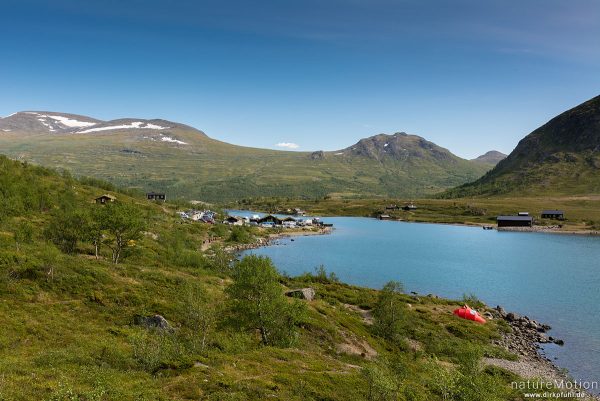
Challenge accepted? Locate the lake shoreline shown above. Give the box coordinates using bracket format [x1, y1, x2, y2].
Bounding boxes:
[233, 224, 599, 399]
[381, 217, 600, 236]
[228, 208, 600, 236]
[489, 306, 600, 400]
[224, 226, 333, 253]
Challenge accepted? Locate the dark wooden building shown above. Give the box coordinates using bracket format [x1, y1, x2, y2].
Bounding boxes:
[95, 194, 116, 204]
[224, 216, 243, 225]
[147, 192, 166, 201]
[497, 215, 533, 227]
[258, 215, 283, 225]
[541, 210, 564, 220]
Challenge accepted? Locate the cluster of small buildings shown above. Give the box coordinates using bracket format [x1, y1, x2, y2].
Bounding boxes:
[385, 203, 417, 211]
[379, 203, 418, 219]
[225, 214, 331, 229]
[496, 210, 565, 227]
[178, 210, 218, 223]
[95, 192, 166, 205]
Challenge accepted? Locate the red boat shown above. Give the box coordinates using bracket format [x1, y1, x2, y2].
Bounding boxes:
[453, 305, 486, 324]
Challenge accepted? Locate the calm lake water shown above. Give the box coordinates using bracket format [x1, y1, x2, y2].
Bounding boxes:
[234, 212, 600, 387]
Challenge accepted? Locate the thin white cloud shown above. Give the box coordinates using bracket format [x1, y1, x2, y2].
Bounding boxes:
[276, 142, 299, 149]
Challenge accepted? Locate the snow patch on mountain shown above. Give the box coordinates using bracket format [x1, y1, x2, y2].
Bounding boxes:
[43, 115, 96, 128]
[145, 123, 168, 130]
[142, 134, 187, 145]
[36, 117, 56, 132]
[18, 112, 96, 131]
[160, 136, 187, 145]
[78, 121, 169, 133]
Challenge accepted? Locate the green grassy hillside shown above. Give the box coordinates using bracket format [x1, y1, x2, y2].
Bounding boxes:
[0, 156, 572, 400]
[443, 95, 600, 198]
[0, 113, 490, 202]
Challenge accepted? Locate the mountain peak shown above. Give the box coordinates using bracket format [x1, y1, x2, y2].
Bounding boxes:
[471, 150, 507, 165]
[339, 131, 458, 162]
[443, 94, 600, 197]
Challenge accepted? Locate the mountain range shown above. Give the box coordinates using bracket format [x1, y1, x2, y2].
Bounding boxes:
[0, 111, 495, 201]
[443, 94, 600, 198]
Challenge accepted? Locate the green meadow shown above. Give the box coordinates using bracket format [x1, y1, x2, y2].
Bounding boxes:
[0, 156, 579, 400]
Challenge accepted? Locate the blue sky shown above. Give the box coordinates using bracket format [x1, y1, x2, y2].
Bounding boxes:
[1, 0, 599, 158]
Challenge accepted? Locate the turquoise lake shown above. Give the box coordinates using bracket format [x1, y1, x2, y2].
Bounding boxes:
[235, 212, 600, 387]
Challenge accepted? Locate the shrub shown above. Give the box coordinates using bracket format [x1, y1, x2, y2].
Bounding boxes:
[181, 284, 217, 354]
[226, 255, 306, 347]
[461, 293, 485, 310]
[362, 360, 402, 401]
[373, 281, 406, 341]
[44, 210, 89, 254]
[296, 265, 339, 284]
[130, 330, 189, 373]
[13, 220, 34, 251]
[227, 226, 252, 243]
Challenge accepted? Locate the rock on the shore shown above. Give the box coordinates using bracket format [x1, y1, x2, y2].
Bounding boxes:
[492, 307, 563, 362]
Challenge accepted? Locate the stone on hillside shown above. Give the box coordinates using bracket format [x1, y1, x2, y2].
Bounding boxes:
[310, 151, 324, 160]
[134, 314, 173, 331]
[285, 288, 315, 301]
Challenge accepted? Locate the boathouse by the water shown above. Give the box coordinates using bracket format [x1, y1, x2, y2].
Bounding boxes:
[496, 215, 533, 227]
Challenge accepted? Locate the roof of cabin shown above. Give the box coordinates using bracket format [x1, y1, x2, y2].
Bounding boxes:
[497, 215, 533, 221]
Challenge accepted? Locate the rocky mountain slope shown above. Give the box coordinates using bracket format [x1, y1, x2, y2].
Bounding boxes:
[0, 111, 491, 202]
[443, 95, 600, 197]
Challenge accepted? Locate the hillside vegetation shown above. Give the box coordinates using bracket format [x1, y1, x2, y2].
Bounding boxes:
[0, 112, 490, 202]
[0, 156, 571, 400]
[443, 95, 600, 198]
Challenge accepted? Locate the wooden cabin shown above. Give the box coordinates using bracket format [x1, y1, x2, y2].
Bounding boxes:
[541, 210, 564, 220]
[258, 215, 283, 225]
[224, 216, 244, 226]
[497, 215, 533, 227]
[95, 194, 116, 204]
[147, 192, 166, 201]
